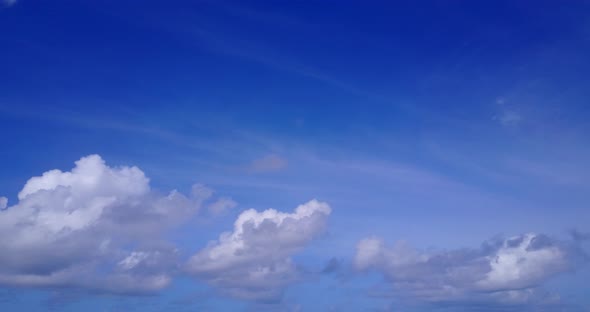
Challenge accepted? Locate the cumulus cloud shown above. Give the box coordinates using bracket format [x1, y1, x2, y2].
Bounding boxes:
[354, 233, 581, 308]
[248, 154, 288, 173]
[186, 199, 331, 302]
[0, 155, 220, 294]
[0, 197, 7, 209]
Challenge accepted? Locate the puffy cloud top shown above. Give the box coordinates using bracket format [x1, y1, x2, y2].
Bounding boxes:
[187, 199, 331, 301]
[478, 234, 566, 290]
[0, 155, 213, 294]
[0, 154, 330, 301]
[17, 155, 149, 201]
[354, 233, 573, 306]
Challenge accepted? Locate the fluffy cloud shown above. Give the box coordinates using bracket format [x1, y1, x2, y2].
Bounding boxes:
[355, 233, 579, 308]
[0, 155, 218, 294]
[0, 154, 331, 300]
[186, 199, 331, 302]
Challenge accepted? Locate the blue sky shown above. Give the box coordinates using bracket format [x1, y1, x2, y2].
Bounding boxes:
[1, 0, 590, 311]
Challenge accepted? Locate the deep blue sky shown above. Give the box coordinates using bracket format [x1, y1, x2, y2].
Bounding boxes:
[1, 1, 589, 311]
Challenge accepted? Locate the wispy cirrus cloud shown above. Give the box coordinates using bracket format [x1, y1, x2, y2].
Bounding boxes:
[247, 153, 288, 173]
[495, 109, 522, 126]
[493, 97, 523, 127]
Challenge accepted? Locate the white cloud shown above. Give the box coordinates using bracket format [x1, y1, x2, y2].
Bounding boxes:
[354, 237, 384, 270]
[118, 251, 151, 270]
[354, 233, 572, 305]
[0, 155, 218, 294]
[0, 197, 7, 209]
[248, 154, 288, 173]
[478, 234, 566, 290]
[190, 183, 213, 201]
[186, 199, 331, 301]
[207, 197, 237, 216]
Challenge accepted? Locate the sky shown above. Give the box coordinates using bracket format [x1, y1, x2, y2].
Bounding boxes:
[1, 0, 590, 311]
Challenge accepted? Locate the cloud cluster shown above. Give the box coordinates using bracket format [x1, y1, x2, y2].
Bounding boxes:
[355, 233, 578, 308]
[0, 155, 211, 294]
[0, 154, 331, 302]
[2, 154, 585, 310]
[186, 199, 331, 301]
